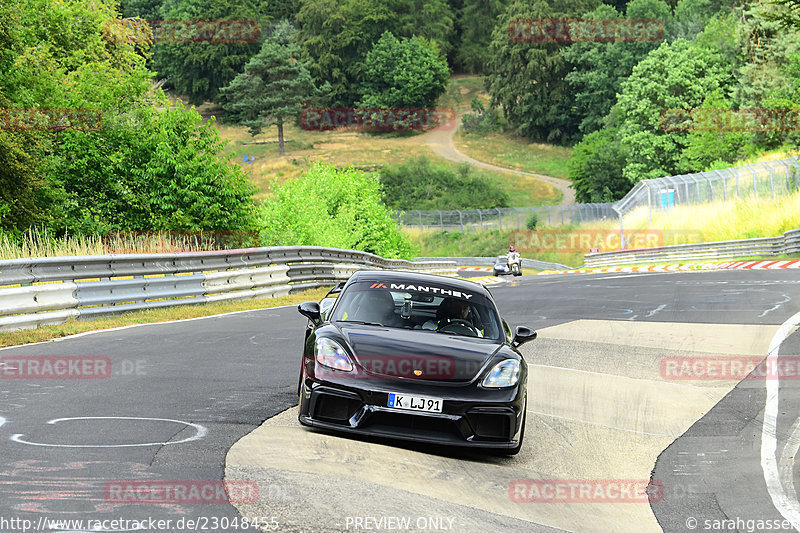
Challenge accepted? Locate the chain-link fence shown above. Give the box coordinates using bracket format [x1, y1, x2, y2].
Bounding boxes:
[397, 157, 800, 233]
[395, 204, 618, 232]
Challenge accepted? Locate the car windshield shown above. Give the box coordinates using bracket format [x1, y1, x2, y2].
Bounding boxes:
[330, 281, 502, 340]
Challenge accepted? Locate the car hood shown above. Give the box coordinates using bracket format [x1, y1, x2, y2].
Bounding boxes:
[337, 325, 502, 382]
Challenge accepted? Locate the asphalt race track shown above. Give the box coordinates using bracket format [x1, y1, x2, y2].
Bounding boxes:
[0, 270, 799, 532]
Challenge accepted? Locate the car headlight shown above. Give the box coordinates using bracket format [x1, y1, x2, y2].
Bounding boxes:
[315, 338, 353, 372]
[481, 359, 520, 388]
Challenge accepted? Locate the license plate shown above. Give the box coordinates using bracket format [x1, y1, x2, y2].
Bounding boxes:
[387, 393, 442, 413]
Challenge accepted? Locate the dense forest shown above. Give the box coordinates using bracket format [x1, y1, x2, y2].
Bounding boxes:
[1, 0, 798, 256]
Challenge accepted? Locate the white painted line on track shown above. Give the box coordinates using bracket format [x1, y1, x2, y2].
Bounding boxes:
[0, 416, 5, 430]
[10, 416, 207, 448]
[761, 310, 800, 530]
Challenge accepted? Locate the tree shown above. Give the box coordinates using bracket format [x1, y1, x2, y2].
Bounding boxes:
[564, 0, 671, 136]
[295, 0, 454, 107]
[49, 102, 257, 234]
[615, 39, 732, 182]
[454, 0, 510, 73]
[151, 0, 267, 105]
[569, 128, 630, 202]
[485, 0, 600, 144]
[358, 32, 450, 109]
[220, 22, 319, 155]
[678, 91, 751, 172]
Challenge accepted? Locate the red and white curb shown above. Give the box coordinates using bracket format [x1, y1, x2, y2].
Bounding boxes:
[469, 276, 508, 286]
[458, 267, 494, 272]
[539, 259, 800, 276]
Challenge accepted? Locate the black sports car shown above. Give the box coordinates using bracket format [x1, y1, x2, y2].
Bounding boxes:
[296, 270, 536, 454]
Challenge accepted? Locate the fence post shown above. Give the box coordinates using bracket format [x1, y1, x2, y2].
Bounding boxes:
[547, 206, 551, 225]
[745, 164, 757, 196]
[439, 210, 444, 232]
[417, 210, 423, 233]
[646, 182, 653, 228]
[457, 210, 463, 233]
[496, 208, 502, 229]
[779, 159, 791, 192]
[478, 210, 483, 231]
[714, 170, 727, 201]
[764, 163, 774, 199]
[512, 207, 520, 229]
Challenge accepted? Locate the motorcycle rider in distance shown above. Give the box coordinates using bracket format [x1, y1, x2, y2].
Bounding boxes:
[507, 245, 522, 276]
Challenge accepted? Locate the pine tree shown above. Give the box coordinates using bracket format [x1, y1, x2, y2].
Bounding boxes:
[220, 22, 319, 156]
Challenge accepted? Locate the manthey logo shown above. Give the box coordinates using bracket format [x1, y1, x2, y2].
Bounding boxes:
[368, 282, 474, 300]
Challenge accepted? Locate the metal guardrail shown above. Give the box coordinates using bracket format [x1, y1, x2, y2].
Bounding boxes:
[0, 246, 457, 332]
[583, 229, 800, 267]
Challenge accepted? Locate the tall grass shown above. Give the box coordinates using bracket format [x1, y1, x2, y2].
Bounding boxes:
[0, 228, 257, 260]
[589, 189, 800, 243]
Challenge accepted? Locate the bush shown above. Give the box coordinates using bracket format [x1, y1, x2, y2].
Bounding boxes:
[259, 162, 413, 259]
[49, 102, 258, 234]
[526, 213, 538, 230]
[379, 156, 510, 210]
[460, 98, 499, 134]
[357, 32, 450, 110]
[568, 128, 631, 203]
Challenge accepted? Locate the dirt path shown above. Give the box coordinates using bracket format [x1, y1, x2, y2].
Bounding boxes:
[426, 118, 575, 206]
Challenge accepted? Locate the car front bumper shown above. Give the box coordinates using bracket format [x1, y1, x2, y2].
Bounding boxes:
[298, 373, 526, 449]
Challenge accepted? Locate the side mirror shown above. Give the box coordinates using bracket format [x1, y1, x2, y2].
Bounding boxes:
[298, 301, 322, 325]
[512, 325, 537, 348]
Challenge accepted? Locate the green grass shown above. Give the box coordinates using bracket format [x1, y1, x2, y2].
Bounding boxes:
[454, 130, 573, 180]
[437, 75, 489, 114]
[209, 75, 562, 205]
[408, 189, 800, 268]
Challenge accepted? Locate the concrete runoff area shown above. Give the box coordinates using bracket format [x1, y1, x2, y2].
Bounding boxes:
[226, 320, 780, 533]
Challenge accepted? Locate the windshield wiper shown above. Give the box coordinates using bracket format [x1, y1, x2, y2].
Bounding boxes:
[338, 320, 385, 327]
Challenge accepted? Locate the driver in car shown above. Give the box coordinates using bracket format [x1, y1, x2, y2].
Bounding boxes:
[422, 298, 482, 336]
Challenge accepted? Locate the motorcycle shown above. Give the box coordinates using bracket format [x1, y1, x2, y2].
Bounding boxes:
[507, 251, 522, 276]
